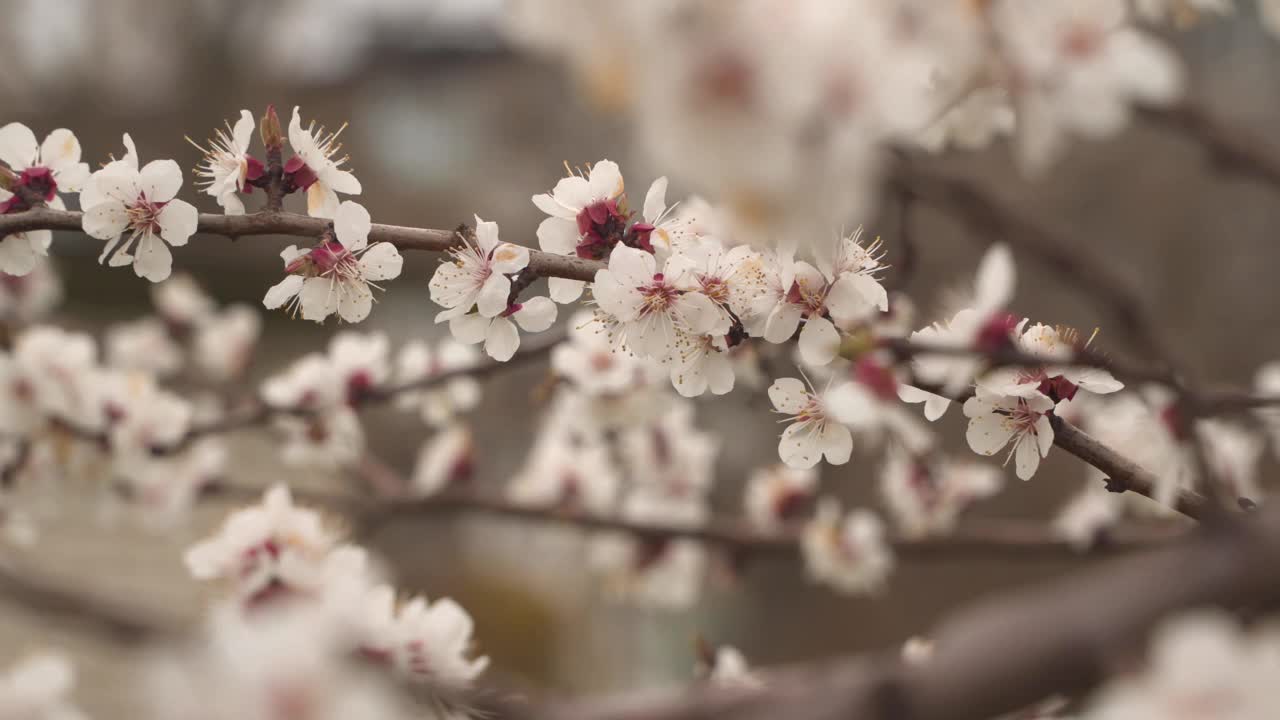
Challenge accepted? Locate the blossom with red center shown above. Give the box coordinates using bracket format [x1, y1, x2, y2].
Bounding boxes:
[592, 245, 720, 361]
[533, 159, 628, 303]
[768, 376, 852, 469]
[187, 109, 261, 215]
[430, 216, 529, 323]
[286, 106, 362, 218]
[264, 201, 403, 323]
[184, 484, 339, 603]
[79, 134, 198, 283]
[962, 384, 1056, 480]
[801, 498, 893, 595]
[0, 123, 90, 275]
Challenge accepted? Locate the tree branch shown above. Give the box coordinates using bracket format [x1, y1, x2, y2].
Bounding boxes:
[0, 207, 604, 282]
[339, 461, 1183, 561]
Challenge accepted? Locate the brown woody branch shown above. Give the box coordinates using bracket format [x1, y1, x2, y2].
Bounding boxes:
[0, 206, 603, 282]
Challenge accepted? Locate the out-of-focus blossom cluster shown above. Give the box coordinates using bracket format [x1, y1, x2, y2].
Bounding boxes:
[178, 483, 487, 714]
[506, 0, 1193, 245]
[258, 331, 482, 472]
[0, 275, 266, 534]
[0, 653, 87, 720]
[1084, 611, 1280, 720]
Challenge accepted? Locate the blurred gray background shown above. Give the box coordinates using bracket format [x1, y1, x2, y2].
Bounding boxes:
[2, 2, 1280, 718]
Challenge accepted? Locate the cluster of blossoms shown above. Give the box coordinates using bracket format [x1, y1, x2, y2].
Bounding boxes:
[1084, 611, 1280, 719]
[182, 484, 488, 697]
[0, 273, 266, 534]
[0, 316, 232, 534]
[506, 0, 1197, 244]
[0, 653, 87, 720]
[258, 330, 482, 473]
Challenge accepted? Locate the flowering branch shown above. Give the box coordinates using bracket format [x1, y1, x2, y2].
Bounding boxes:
[538, 501, 1280, 720]
[0, 206, 603, 282]
[345, 459, 1184, 560]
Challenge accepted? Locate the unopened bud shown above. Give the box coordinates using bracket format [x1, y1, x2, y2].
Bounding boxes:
[260, 105, 284, 152]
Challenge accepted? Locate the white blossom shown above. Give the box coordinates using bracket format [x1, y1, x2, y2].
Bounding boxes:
[393, 339, 481, 427]
[264, 201, 402, 323]
[193, 306, 262, 382]
[993, 0, 1184, 173]
[1087, 612, 1279, 720]
[962, 385, 1056, 481]
[0, 653, 87, 720]
[0, 258, 62, 324]
[104, 317, 183, 376]
[80, 134, 198, 283]
[706, 646, 762, 690]
[744, 464, 818, 530]
[448, 295, 557, 362]
[0, 123, 89, 275]
[431, 216, 528, 323]
[189, 109, 259, 215]
[184, 483, 340, 603]
[592, 244, 719, 361]
[288, 106, 362, 218]
[533, 159, 626, 302]
[801, 499, 893, 595]
[508, 431, 619, 515]
[769, 377, 852, 469]
[879, 449, 1003, 538]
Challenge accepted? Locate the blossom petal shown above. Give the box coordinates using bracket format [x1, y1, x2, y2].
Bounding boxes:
[798, 316, 840, 367]
[133, 234, 174, 283]
[137, 159, 184, 203]
[513, 296, 556, 333]
[476, 273, 512, 318]
[40, 128, 82, 173]
[608, 245, 656, 288]
[299, 277, 339, 322]
[0, 122, 38, 170]
[780, 422, 821, 469]
[587, 159, 623, 200]
[157, 200, 198, 247]
[536, 217, 579, 254]
[0, 235, 36, 275]
[485, 316, 520, 361]
[338, 282, 373, 323]
[966, 412, 1013, 456]
[359, 243, 402, 281]
[643, 176, 668, 222]
[490, 243, 530, 275]
[306, 183, 339, 219]
[769, 378, 809, 414]
[821, 423, 853, 465]
[81, 202, 129, 240]
[974, 244, 1014, 313]
[263, 275, 304, 309]
[548, 277, 585, 304]
[1014, 436, 1041, 481]
[449, 313, 491, 345]
[334, 201, 371, 252]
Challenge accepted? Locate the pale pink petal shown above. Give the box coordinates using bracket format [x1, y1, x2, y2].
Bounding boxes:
[334, 201, 371, 252]
[513, 296, 556, 332]
[263, 275, 304, 309]
[485, 316, 520, 361]
[798, 316, 840, 367]
[137, 159, 184, 203]
[359, 243, 403, 281]
[769, 378, 809, 414]
[449, 313, 491, 344]
[156, 199, 198, 247]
